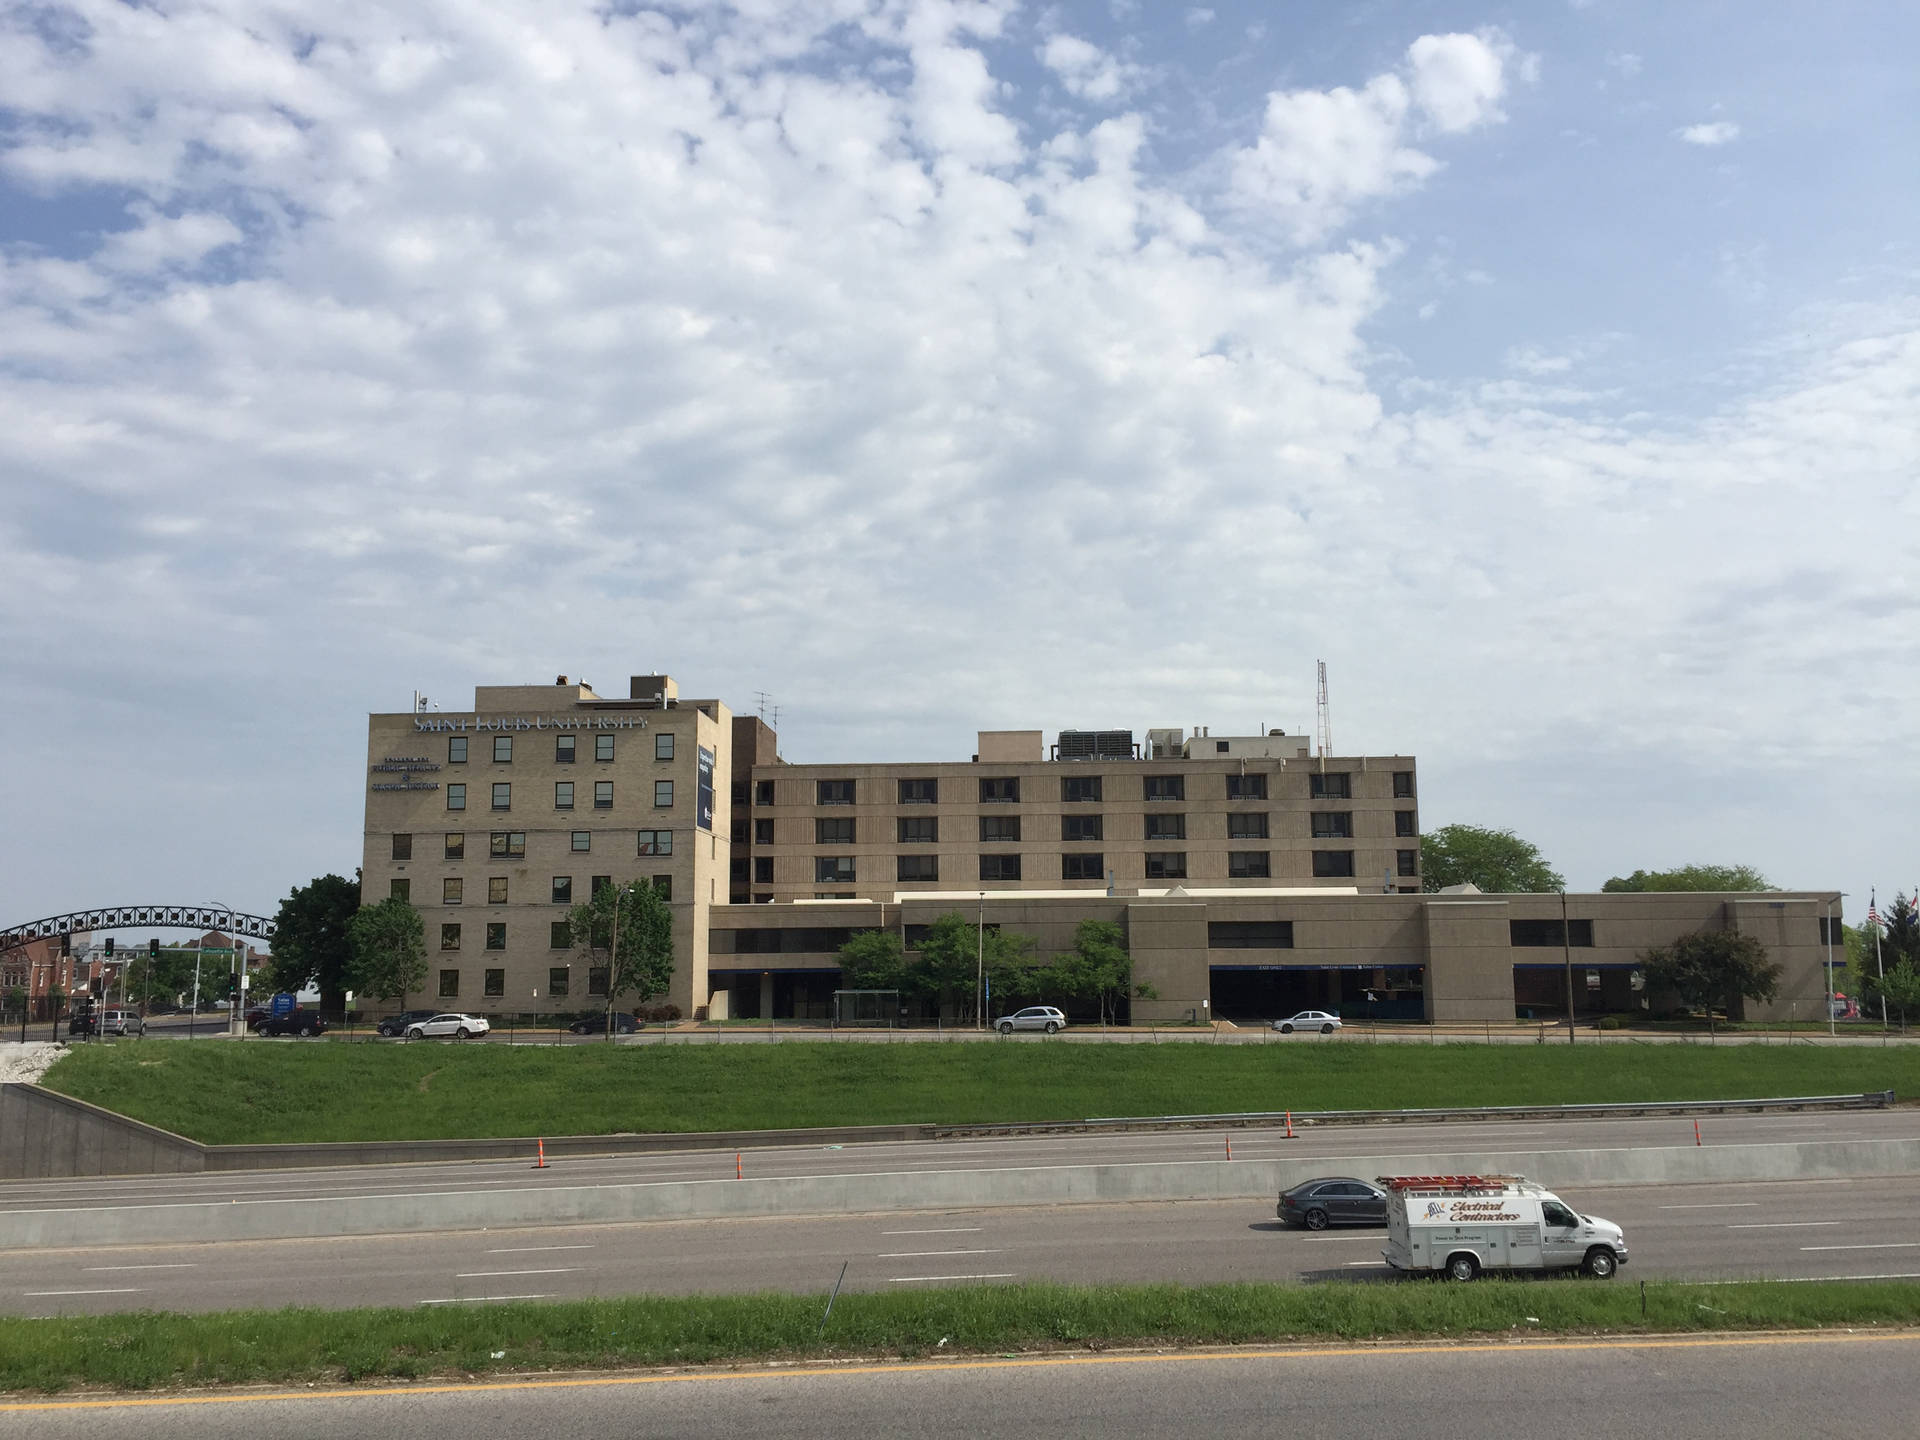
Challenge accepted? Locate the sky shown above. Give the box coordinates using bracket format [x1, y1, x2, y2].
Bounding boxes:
[2, 0, 1917, 927]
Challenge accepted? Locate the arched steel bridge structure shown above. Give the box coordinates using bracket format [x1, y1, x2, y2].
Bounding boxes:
[2, 906, 277, 954]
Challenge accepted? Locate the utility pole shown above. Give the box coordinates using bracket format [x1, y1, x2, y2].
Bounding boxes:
[976, 892, 986, 1030]
[605, 884, 623, 1044]
[1561, 891, 1576, 1046]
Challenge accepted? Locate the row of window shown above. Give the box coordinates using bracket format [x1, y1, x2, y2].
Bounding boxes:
[446, 733, 674, 765]
[434, 966, 609, 999]
[765, 771, 1414, 807]
[733, 849, 1419, 885]
[771, 811, 1417, 845]
[397, 870, 675, 907]
[392, 830, 674, 861]
[444, 780, 675, 812]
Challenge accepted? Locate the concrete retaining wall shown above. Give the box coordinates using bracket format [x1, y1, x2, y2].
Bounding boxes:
[8, 1138, 1918, 1250]
[0, 1085, 205, 1179]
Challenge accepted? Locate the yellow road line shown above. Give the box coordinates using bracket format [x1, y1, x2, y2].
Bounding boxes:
[6, 1329, 1919, 1413]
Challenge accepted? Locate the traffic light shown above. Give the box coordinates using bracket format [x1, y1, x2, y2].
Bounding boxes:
[149, 938, 160, 959]
[90, 976, 104, 998]
[60, 932, 70, 957]
[104, 938, 114, 957]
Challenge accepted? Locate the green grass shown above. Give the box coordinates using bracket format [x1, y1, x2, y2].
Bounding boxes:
[37, 1041, 1919, 1146]
[4, 1279, 1918, 1394]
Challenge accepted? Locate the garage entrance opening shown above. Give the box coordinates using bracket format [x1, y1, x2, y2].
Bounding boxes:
[1210, 965, 1425, 1024]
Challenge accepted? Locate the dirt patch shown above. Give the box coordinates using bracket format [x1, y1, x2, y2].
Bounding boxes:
[416, 1068, 441, 1093]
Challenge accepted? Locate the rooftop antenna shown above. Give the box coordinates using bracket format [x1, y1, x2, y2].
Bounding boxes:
[1315, 660, 1332, 760]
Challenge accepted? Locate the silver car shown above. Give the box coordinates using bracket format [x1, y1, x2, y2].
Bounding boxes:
[1272, 1010, 1342, 1035]
[997, 1006, 1067, 1035]
[405, 1013, 492, 1040]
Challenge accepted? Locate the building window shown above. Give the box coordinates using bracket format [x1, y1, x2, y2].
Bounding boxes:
[592, 875, 612, 895]
[816, 817, 856, 845]
[1208, 921, 1293, 949]
[979, 777, 1020, 804]
[754, 856, 774, 884]
[587, 966, 609, 997]
[484, 968, 505, 997]
[980, 815, 1021, 843]
[447, 784, 467, 811]
[754, 818, 775, 845]
[1225, 773, 1268, 800]
[548, 921, 572, 951]
[390, 878, 410, 902]
[654, 780, 674, 808]
[1062, 775, 1103, 803]
[1062, 853, 1104, 881]
[651, 874, 672, 902]
[1393, 771, 1415, 798]
[548, 965, 569, 993]
[392, 833, 413, 861]
[551, 876, 572, 905]
[1144, 852, 1187, 880]
[1511, 919, 1595, 947]
[595, 734, 615, 762]
[898, 778, 938, 804]
[492, 735, 513, 764]
[1228, 851, 1271, 879]
[491, 782, 511, 811]
[1311, 812, 1353, 838]
[897, 854, 939, 882]
[440, 924, 461, 951]
[980, 854, 1022, 881]
[638, 829, 672, 856]
[439, 968, 460, 997]
[488, 876, 508, 904]
[1310, 772, 1352, 800]
[1144, 775, 1184, 802]
[1145, 813, 1185, 841]
[595, 780, 614, 810]
[1396, 810, 1417, 838]
[555, 781, 575, 810]
[485, 923, 506, 950]
[556, 734, 575, 764]
[445, 833, 465, 860]
[1312, 850, 1356, 878]
[448, 737, 468, 765]
[646, 732, 671, 763]
[490, 831, 527, 858]
[755, 780, 775, 806]
[898, 815, 938, 844]
[1062, 814, 1103, 843]
[571, 831, 591, 852]
[730, 857, 749, 883]
[443, 878, 463, 905]
[815, 779, 854, 806]
[1227, 813, 1268, 840]
[815, 856, 856, 884]
[1398, 849, 1420, 877]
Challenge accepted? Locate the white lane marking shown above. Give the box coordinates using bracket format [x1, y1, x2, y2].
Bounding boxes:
[887, 1273, 1017, 1283]
[1302, 1235, 1379, 1242]
[878, 1249, 1003, 1259]
[1660, 1203, 1761, 1210]
[421, 1293, 553, 1305]
[880, 1228, 984, 1236]
[485, 1245, 596, 1254]
[24, 1289, 144, 1297]
[453, 1267, 584, 1278]
[82, 1263, 197, 1271]
[1728, 1222, 1846, 1230]
[1697, 1272, 1920, 1285]
[1801, 1243, 1920, 1252]
[1343, 1261, 1387, 1267]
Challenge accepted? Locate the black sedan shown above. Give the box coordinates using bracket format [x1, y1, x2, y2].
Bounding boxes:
[568, 1012, 641, 1035]
[376, 1009, 442, 1038]
[1277, 1177, 1389, 1230]
[257, 1009, 329, 1038]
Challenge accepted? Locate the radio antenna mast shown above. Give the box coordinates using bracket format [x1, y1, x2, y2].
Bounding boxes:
[1315, 661, 1332, 759]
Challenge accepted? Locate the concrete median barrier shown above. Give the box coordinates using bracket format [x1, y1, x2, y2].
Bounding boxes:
[5, 1138, 1918, 1250]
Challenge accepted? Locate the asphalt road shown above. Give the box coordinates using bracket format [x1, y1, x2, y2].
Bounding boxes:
[8, 1175, 1920, 1316]
[4, 1331, 1915, 1437]
[11, 1109, 1918, 1212]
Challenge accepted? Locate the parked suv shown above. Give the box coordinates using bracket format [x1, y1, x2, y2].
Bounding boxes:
[996, 1006, 1067, 1035]
[97, 1008, 146, 1037]
[257, 1009, 328, 1038]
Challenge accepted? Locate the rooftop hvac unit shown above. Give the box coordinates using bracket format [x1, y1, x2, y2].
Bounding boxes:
[1057, 729, 1134, 760]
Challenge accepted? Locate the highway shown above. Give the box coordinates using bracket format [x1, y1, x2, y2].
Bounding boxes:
[10, 1108, 1918, 1211]
[7, 1174, 1920, 1316]
[3, 1331, 1915, 1437]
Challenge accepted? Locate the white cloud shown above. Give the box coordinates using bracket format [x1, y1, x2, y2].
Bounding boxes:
[1185, 8, 1215, 27]
[1407, 31, 1513, 133]
[1039, 33, 1139, 103]
[1677, 121, 1740, 146]
[1606, 51, 1642, 78]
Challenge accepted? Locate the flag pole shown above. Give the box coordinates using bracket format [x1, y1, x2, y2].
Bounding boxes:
[1873, 889, 1887, 1031]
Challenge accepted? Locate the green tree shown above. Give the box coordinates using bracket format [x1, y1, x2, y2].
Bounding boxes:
[348, 896, 429, 1005]
[1421, 824, 1565, 894]
[569, 879, 675, 1033]
[910, 912, 1038, 1022]
[1855, 894, 1920, 1023]
[1874, 962, 1920, 1029]
[1049, 919, 1155, 1027]
[1601, 864, 1773, 893]
[836, 929, 910, 994]
[267, 874, 361, 1013]
[1639, 930, 1782, 1028]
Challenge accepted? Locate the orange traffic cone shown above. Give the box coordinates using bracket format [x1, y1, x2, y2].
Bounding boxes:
[533, 1138, 548, 1169]
[735, 1152, 743, 1180]
[1284, 1111, 1296, 1140]
[1226, 1135, 1234, 1160]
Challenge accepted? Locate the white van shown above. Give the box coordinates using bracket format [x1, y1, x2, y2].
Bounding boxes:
[1379, 1174, 1628, 1281]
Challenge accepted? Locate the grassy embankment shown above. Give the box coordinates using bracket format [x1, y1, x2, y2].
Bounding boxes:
[5, 1279, 1920, 1394]
[39, 1041, 1920, 1146]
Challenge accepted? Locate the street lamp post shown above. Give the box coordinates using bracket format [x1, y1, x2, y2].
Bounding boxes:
[211, 903, 237, 1037]
[976, 892, 986, 1031]
[1560, 890, 1576, 1047]
[605, 885, 623, 1045]
[1826, 893, 1847, 1037]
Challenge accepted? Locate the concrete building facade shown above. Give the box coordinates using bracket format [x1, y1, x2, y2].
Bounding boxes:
[362, 673, 1841, 1026]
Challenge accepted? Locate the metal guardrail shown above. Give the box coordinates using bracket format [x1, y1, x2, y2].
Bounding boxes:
[928, 1090, 1897, 1138]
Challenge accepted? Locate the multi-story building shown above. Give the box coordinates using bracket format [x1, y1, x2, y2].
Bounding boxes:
[362, 673, 1839, 1026]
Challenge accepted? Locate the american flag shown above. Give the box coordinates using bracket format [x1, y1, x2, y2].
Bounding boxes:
[1867, 895, 1882, 927]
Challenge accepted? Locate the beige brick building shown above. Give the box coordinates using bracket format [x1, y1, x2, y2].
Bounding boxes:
[362, 673, 1841, 1026]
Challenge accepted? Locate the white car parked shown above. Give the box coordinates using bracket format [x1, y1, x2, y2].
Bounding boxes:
[405, 1013, 492, 1040]
[1271, 1010, 1342, 1035]
[996, 1006, 1067, 1035]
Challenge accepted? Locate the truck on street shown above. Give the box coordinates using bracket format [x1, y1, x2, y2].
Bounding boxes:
[1378, 1174, 1628, 1281]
